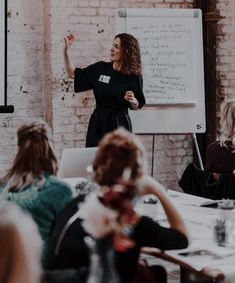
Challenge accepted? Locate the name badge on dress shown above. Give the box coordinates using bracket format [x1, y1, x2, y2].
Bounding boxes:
[98, 75, 110, 84]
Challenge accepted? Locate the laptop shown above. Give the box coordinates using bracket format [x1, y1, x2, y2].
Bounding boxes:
[58, 147, 98, 178]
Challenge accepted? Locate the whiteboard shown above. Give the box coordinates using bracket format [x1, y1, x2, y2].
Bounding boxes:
[116, 8, 205, 133]
[0, 0, 5, 106]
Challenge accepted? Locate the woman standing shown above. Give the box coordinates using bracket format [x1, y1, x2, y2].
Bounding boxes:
[64, 33, 146, 147]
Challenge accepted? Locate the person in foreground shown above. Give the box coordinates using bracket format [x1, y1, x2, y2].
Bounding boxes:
[0, 203, 42, 283]
[81, 128, 189, 282]
[46, 128, 189, 283]
[64, 33, 146, 147]
[0, 120, 74, 262]
[206, 99, 235, 175]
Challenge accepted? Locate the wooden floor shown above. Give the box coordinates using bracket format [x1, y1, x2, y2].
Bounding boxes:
[142, 254, 180, 282]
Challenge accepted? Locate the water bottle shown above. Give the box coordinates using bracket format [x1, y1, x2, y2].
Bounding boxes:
[214, 199, 235, 247]
[214, 218, 226, 246]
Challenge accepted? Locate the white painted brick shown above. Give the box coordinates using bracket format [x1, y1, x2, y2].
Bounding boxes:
[90, 16, 109, 24]
[76, 8, 97, 16]
[2, 0, 201, 187]
[78, 0, 90, 7]
[89, 0, 100, 7]
[70, 16, 91, 24]
[97, 8, 115, 16]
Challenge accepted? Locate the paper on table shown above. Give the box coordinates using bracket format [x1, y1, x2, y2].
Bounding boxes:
[156, 198, 217, 224]
[154, 191, 235, 280]
[165, 245, 234, 271]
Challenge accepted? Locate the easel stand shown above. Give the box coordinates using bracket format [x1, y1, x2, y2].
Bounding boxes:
[151, 135, 155, 177]
[193, 133, 204, 170]
[150, 133, 204, 177]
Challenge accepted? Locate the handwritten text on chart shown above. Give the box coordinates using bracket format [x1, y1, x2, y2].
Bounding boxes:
[128, 20, 195, 104]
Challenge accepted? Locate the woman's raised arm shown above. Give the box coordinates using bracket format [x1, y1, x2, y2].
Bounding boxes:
[137, 175, 189, 240]
[63, 34, 75, 79]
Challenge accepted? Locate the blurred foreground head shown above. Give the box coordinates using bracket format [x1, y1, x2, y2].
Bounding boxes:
[0, 203, 42, 283]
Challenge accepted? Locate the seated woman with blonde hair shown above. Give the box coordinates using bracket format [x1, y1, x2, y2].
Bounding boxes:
[0, 120, 74, 263]
[0, 203, 42, 283]
[206, 99, 235, 177]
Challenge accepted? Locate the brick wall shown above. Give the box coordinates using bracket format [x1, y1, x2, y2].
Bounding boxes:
[1, 0, 197, 190]
[0, 0, 45, 175]
[216, 0, 235, 125]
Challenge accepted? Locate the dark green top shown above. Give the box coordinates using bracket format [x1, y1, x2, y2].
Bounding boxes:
[74, 61, 146, 147]
[0, 174, 74, 261]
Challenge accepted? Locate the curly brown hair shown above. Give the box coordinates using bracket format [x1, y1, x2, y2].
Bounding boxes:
[0, 120, 58, 190]
[93, 128, 146, 186]
[115, 33, 142, 76]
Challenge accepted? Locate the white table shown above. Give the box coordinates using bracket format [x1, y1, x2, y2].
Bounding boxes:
[142, 190, 235, 283]
[63, 178, 235, 282]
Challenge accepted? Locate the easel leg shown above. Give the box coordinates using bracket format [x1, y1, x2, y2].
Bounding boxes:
[193, 133, 204, 171]
[151, 134, 155, 177]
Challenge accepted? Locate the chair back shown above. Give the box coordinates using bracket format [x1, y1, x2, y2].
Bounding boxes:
[178, 163, 235, 199]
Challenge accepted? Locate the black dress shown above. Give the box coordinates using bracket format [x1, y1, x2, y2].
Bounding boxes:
[205, 141, 235, 173]
[74, 61, 146, 147]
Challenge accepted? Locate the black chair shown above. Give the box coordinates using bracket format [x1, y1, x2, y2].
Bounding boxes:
[178, 163, 235, 200]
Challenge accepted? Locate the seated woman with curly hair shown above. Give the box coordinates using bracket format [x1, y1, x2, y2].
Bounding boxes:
[46, 128, 189, 283]
[83, 128, 189, 283]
